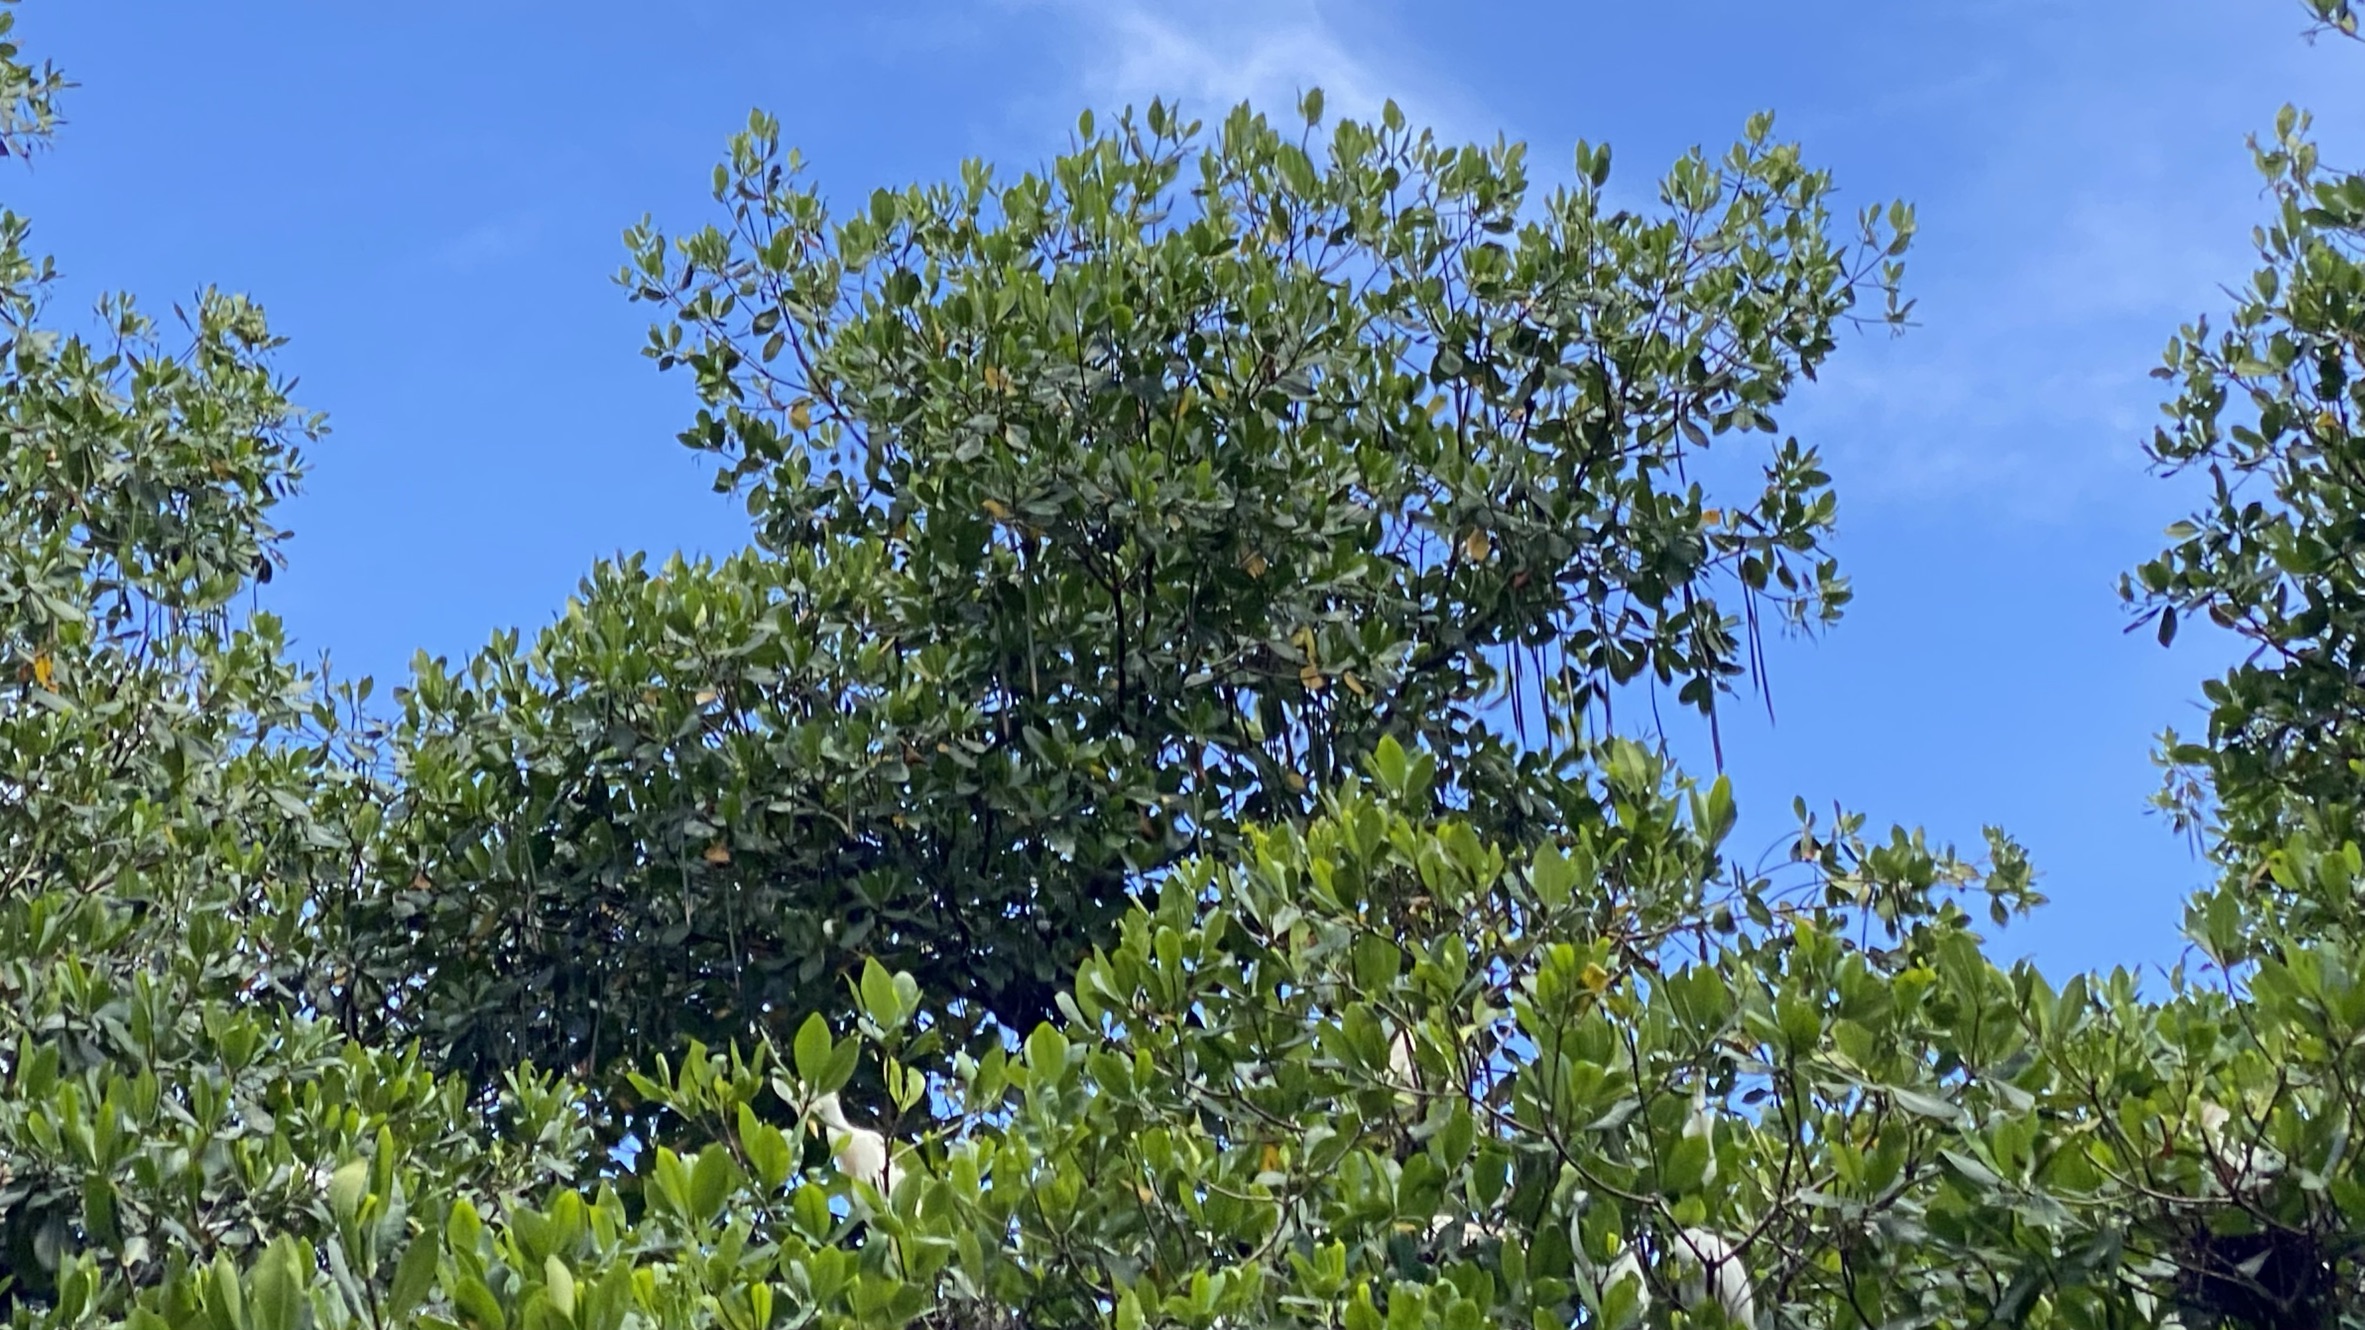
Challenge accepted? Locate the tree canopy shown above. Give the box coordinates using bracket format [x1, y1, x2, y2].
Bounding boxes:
[5, 3, 2365, 1329]
[356, 89, 1909, 1092]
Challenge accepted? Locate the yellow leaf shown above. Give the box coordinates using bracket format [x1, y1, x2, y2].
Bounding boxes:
[789, 398, 814, 431]
[1244, 552, 1268, 578]
[1579, 962, 1611, 994]
[983, 498, 1011, 522]
[1700, 508, 1723, 526]
[981, 365, 1009, 393]
[30, 652, 51, 689]
[694, 688, 719, 706]
[1340, 671, 1367, 698]
[1300, 662, 1327, 692]
[703, 842, 732, 866]
[1461, 530, 1491, 563]
[1291, 625, 1318, 663]
[1261, 1143, 1282, 1172]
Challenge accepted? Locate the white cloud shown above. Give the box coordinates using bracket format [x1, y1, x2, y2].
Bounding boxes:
[1016, 0, 1473, 137]
[431, 213, 542, 274]
[1769, 23, 2346, 519]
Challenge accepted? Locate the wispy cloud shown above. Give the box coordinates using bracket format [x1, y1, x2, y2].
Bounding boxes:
[1779, 21, 2365, 520]
[1785, 171, 2261, 519]
[1014, 0, 1477, 138]
[431, 212, 543, 274]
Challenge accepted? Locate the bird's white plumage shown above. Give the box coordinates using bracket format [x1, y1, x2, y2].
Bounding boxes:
[1424, 1211, 1499, 1248]
[2197, 1100, 2281, 1191]
[1668, 1227, 1755, 1326]
[1384, 1024, 1427, 1118]
[808, 1092, 903, 1197]
[1685, 1090, 1717, 1187]
[1387, 1027, 1418, 1087]
[1602, 1246, 1649, 1314]
[1597, 1227, 1753, 1326]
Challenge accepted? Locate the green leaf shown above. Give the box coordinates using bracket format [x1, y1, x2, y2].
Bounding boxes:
[1025, 1023, 1070, 1079]
[328, 1158, 370, 1226]
[1529, 845, 1576, 908]
[1433, 1104, 1476, 1171]
[1888, 1087, 1962, 1123]
[248, 1238, 303, 1330]
[386, 1231, 442, 1325]
[454, 1277, 507, 1330]
[690, 1144, 739, 1222]
[1940, 1148, 2003, 1192]
[1661, 1131, 1713, 1195]
[650, 1147, 693, 1219]
[448, 1198, 485, 1255]
[1701, 773, 1736, 846]
[543, 1257, 577, 1322]
[210, 1252, 247, 1330]
[858, 958, 901, 1032]
[793, 1013, 833, 1086]
[1370, 735, 1410, 797]
[821, 1035, 862, 1094]
[739, 1102, 794, 1191]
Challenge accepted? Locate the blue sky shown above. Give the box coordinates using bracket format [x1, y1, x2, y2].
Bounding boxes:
[14, 3, 2363, 977]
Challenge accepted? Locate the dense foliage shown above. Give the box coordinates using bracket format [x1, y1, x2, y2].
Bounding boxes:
[355, 89, 1912, 1091]
[4, 3, 2365, 1329]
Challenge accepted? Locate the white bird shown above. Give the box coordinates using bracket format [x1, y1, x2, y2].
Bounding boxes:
[1668, 1227, 1756, 1327]
[1601, 1245, 1649, 1314]
[1387, 1027, 1422, 1099]
[1381, 1023, 1440, 1126]
[1685, 1090, 1718, 1187]
[2196, 1100, 2282, 1192]
[807, 1092, 903, 1198]
[1424, 1210, 1500, 1249]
